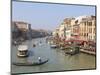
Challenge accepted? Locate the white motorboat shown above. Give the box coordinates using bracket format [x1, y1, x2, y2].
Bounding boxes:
[50, 44, 57, 48]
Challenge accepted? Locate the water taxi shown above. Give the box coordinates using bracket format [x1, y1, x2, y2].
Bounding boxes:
[17, 45, 28, 57]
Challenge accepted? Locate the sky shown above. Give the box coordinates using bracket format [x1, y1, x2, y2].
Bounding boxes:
[12, 1, 95, 31]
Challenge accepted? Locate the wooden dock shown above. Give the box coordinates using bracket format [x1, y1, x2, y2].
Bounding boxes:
[80, 49, 96, 55]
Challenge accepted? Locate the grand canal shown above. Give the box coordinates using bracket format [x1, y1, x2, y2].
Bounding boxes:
[11, 37, 96, 74]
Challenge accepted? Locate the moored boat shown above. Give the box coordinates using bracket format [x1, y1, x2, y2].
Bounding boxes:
[65, 46, 80, 55]
[50, 44, 57, 48]
[80, 47, 96, 55]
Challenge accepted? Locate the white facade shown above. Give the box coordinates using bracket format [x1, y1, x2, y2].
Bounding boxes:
[58, 24, 65, 39]
[52, 31, 56, 37]
[65, 30, 71, 41]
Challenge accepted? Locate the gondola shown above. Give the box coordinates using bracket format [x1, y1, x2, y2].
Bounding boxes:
[12, 59, 49, 66]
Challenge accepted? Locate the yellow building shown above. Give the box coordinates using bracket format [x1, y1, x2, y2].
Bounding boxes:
[53, 15, 96, 43]
[78, 16, 96, 42]
[63, 18, 75, 41]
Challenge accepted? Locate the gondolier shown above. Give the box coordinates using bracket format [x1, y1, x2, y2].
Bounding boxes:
[38, 57, 42, 63]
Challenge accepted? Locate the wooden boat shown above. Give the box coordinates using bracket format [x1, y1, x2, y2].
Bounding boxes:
[65, 46, 80, 55]
[12, 59, 49, 66]
[65, 49, 78, 55]
[80, 47, 96, 55]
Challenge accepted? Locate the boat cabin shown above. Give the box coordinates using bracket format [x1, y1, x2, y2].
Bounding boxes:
[17, 45, 28, 57]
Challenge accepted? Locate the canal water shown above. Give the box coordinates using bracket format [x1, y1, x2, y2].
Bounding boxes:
[11, 37, 96, 74]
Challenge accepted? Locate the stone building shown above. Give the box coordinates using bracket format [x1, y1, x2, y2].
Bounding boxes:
[63, 18, 75, 41]
[11, 22, 19, 40]
[53, 15, 96, 44]
[77, 16, 96, 42]
[12, 21, 32, 40]
[58, 23, 65, 40]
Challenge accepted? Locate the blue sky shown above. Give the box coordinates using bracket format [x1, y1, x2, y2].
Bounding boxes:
[12, 1, 95, 31]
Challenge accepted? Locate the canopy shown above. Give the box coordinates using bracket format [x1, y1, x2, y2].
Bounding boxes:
[18, 45, 28, 51]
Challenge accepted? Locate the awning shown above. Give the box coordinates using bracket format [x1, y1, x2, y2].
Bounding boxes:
[65, 39, 88, 44]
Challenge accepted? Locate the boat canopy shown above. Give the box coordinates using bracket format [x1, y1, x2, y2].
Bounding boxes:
[18, 45, 28, 51]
